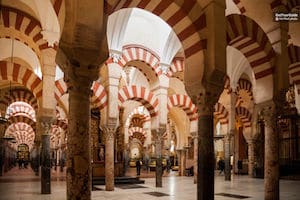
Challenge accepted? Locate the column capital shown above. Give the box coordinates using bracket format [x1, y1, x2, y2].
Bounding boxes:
[64, 64, 96, 95]
[260, 102, 276, 129]
[151, 125, 166, 138]
[41, 30, 59, 47]
[103, 119, 118, 142]
[246, 139, 255, 145]
[195, 92, 219, 116]
[108, 50, 122, 63]
[191, 132, 198, 138]
[39, 119, 53, 136]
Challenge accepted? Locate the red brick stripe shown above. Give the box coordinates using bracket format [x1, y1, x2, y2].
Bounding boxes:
[152, 0, 173, 16]
[53, 0, 63, 15]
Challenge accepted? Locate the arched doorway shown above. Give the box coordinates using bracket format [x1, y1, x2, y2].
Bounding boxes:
[17, 143, 29, 168]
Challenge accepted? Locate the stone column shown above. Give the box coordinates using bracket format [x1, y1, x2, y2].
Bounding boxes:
[176, 149, 182, 176]
[180, 149, 187, 176]
[33, 141, 41, 176]
[66, 67, 93, 200]
[226, 91, 236, 179]
[247, 139, 255, 177]
[262, 104, 279, 200]
[197, 101, 215, 200]
[0, 139, 3, 176]
[154, 126, 165, 187]
[191, 132, 198, 183]
[224, 134, 231, 180]
[104, 124, 116, 191]
[40, 117, 52, 194]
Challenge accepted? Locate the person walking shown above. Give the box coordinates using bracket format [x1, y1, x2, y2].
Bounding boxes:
[136, 159, 141, 176]
[218, 159, 225, 175]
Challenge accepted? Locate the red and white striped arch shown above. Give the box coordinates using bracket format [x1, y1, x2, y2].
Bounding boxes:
[237, 79, 253, 95]
[214, 103, 229, 125]
[105, 0, 207, 59]
[167, 94, 198, 121]
[8, 115, 36, 131]
[118, 85, 158, 117]
[0, 6, 55, 58]
[54, 78, 108, 110]
[50, 125, 63, 145]
[2, 88, 38, 112]
[223, 75, 233, 93]
[91, 82, 108, 110]
[5, 122, 35, 150]
[227, 14, 275, 79]
[235, 106, 252, 128]
[0, 61, 42, 99]
[52, 0, 64, 17]
[170, 57, 184, 76]
[54, 78, 67, 100]
[7, 102, 36, 121]
[236, 79, 254, 107]
[288, 44, 300, 94]
[107, 46, 162, 76]
[128, 126, 147, 137]
[126, 107, 151, 126]
[53, 119, 68, 133]
[232, 0, 246, 14]
[128, 126, 147, 144]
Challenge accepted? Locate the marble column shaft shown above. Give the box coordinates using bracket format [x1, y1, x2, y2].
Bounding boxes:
[192, 133, 198, 184]
[224, 134, 231, 180]
[227, 91, 236, 178]
[67, 71, 92, 200]
[264, 109, 279, 200]
[180, 149, 187, 176]
[34, 142, 41, 176]
[105, 126, 115, 191]
[0, 140, 3, 176]
[154, 127, 165, 188]
[198, 113, 214, 200]
[248, 140, 255, 177]
[40, 119, 52, 194]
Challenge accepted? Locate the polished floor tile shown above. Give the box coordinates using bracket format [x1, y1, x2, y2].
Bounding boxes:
[0, 167, 300, 200]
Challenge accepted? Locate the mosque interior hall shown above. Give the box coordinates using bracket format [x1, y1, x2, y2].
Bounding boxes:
[0, 0, 300, 200]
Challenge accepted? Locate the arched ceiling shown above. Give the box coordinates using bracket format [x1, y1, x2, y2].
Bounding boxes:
[0, 38, 42, 78]
[1, 0, 61, 46]
[107, 8, 182, 65]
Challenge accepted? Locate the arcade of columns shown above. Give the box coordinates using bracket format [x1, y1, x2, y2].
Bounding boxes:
[0, 1, 300, 200]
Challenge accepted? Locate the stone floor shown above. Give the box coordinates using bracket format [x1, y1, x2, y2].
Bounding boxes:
[0, 167, 300, 200]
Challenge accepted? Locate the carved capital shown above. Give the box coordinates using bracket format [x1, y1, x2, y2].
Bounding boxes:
[39, 116, 54, 135]
[64, 63, 97, 95]
[109, 50, 122, 63]
[103, 118, 118, 142]
[160, 63, 170, 75]
[195, 92, 219, 116]
[224, 133, 232, 142]
[261, 103, 276, 129]
[191, 132, 198, 139]
[104, 127, 115, 141]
